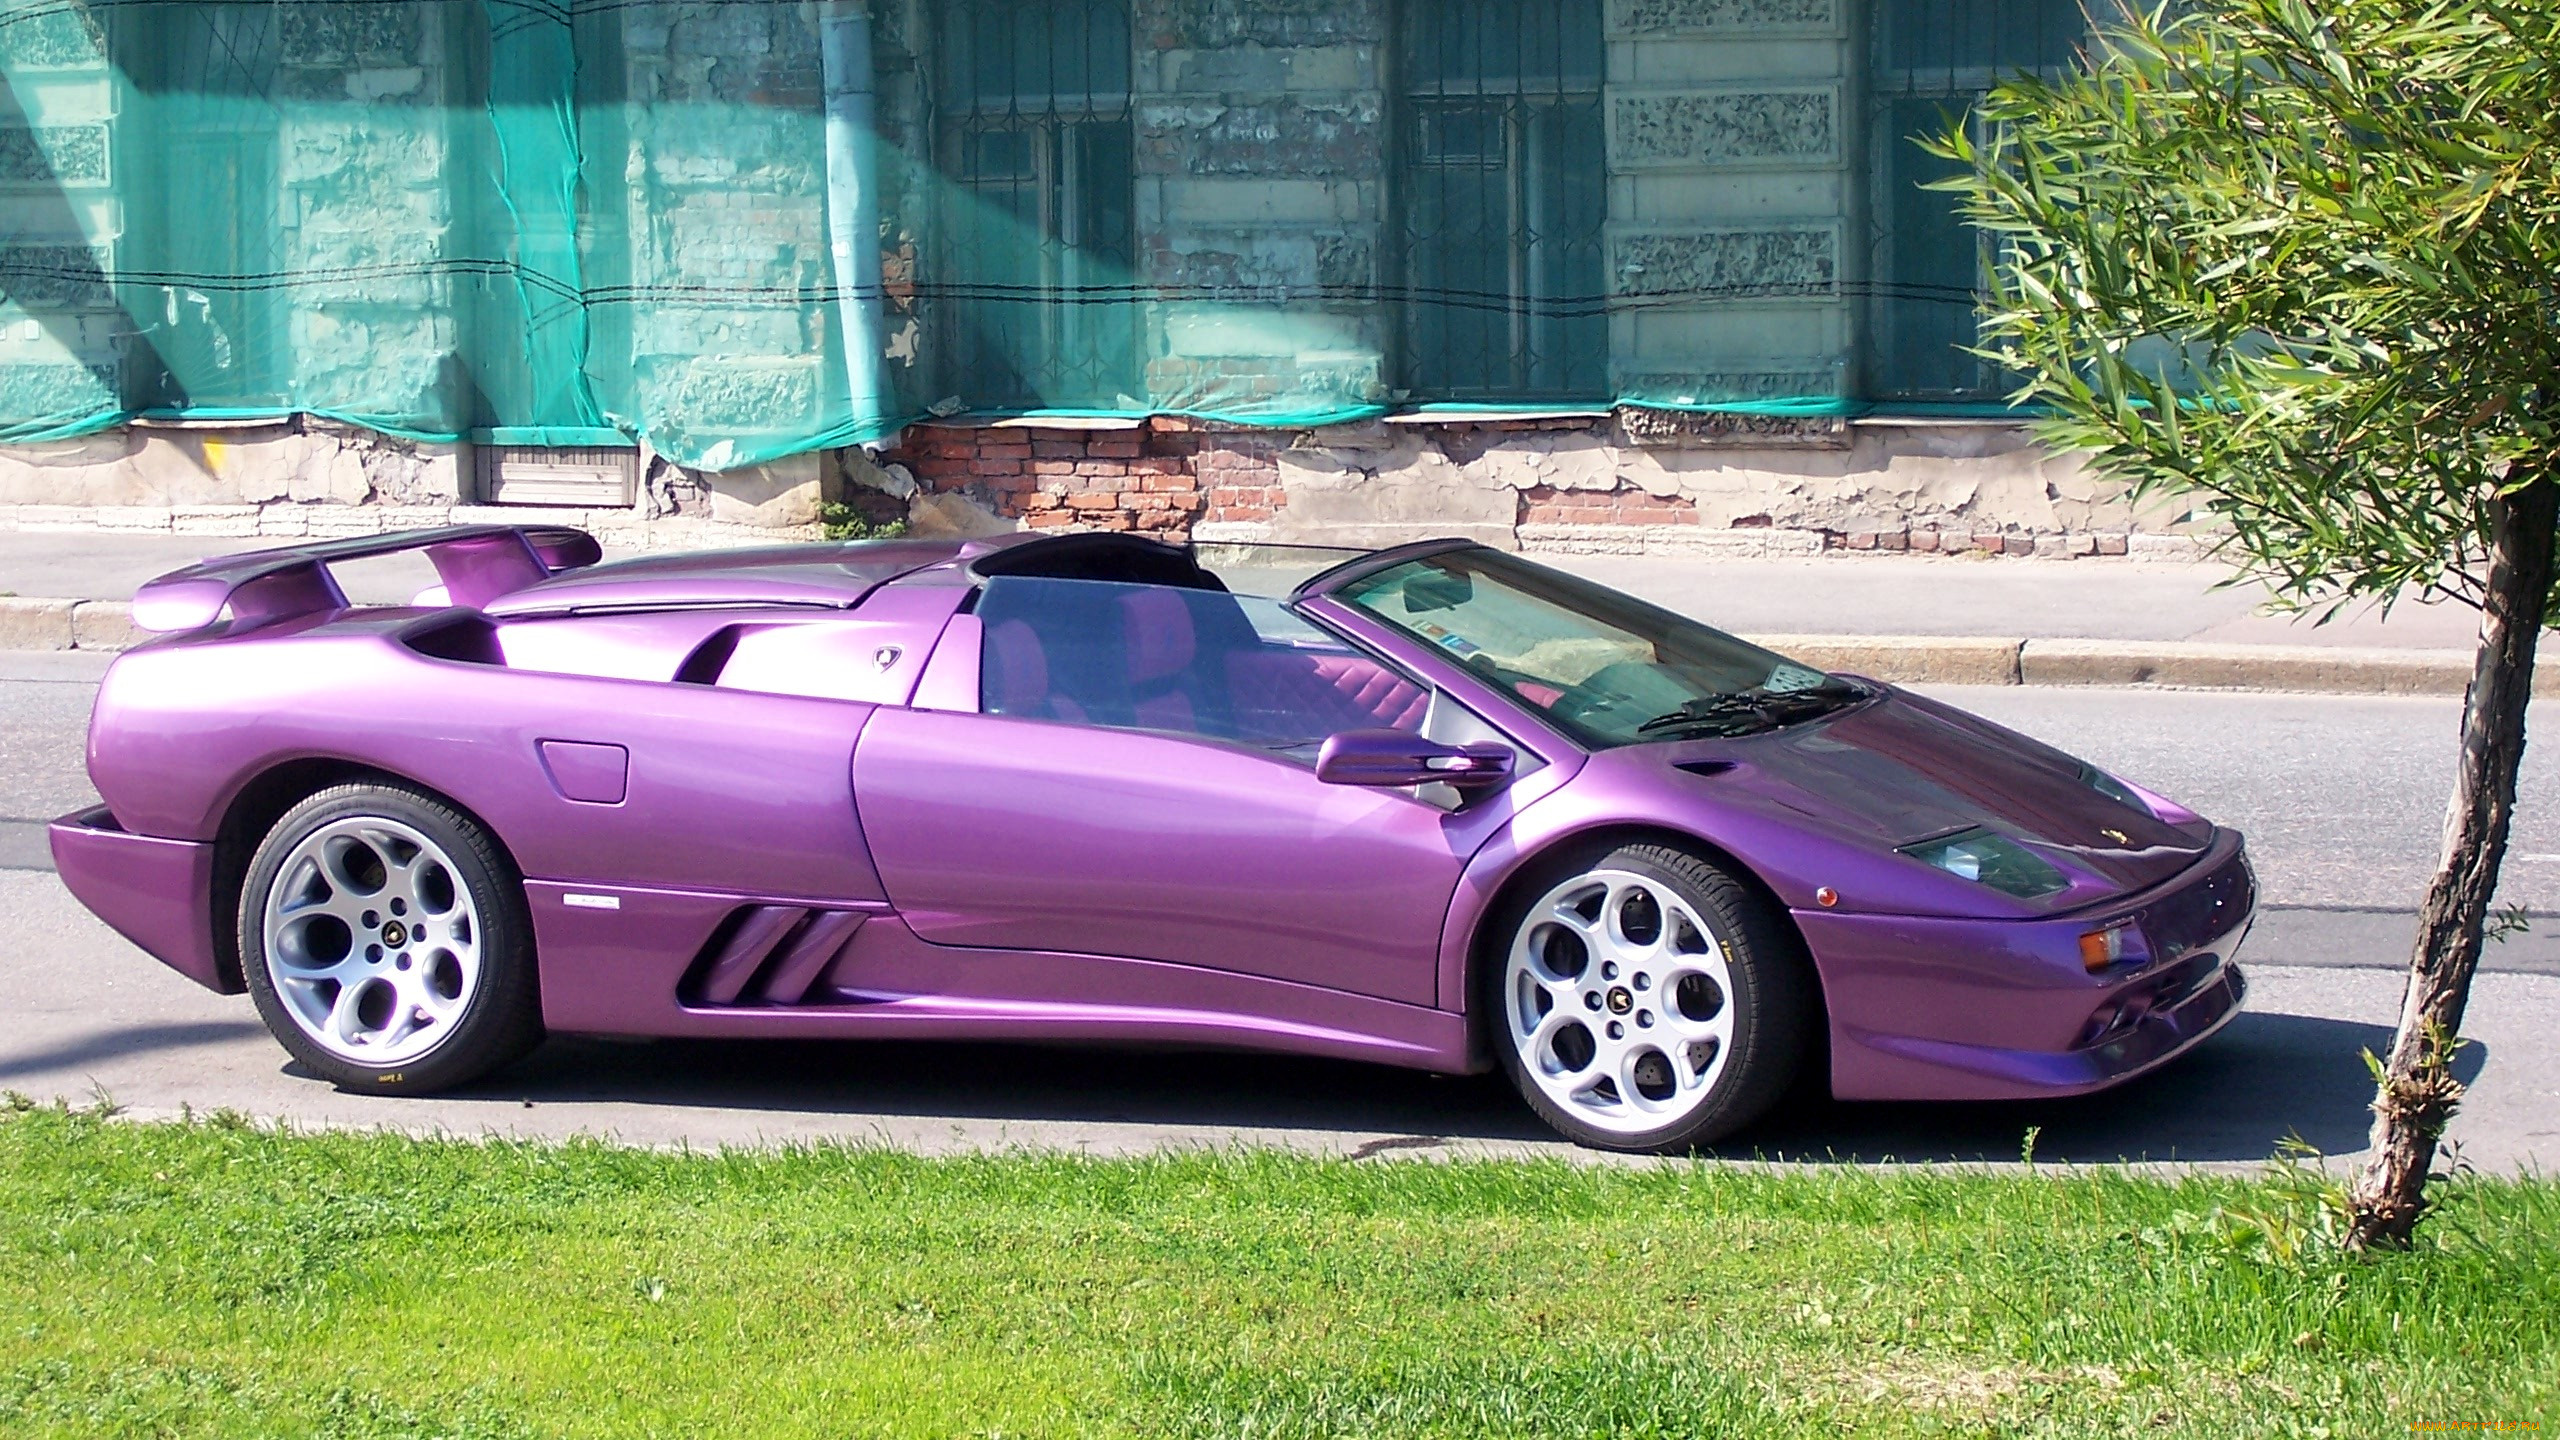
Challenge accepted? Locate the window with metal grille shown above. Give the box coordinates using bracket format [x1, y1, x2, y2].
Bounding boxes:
[1867, 0, 2097, 402]
[1394, 0, 1607, 403]
[932, 0, 1137, 410]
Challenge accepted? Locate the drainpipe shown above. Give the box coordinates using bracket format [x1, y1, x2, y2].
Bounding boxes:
[819, 0, 890, 432]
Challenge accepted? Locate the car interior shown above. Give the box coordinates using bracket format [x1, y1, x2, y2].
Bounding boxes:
[967, 536, 1430, 746]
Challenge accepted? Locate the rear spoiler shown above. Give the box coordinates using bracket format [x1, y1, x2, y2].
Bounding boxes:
[130, 525, 604, 634]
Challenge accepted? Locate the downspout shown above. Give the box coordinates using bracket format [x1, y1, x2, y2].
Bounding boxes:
[819, 0, 890, 434]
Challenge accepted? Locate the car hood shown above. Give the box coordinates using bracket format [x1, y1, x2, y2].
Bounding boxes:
[1696, 688, 2209, 896]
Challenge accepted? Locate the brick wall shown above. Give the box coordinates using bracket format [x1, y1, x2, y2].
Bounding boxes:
[885, 418, 1289, 540]
[1519, 484, 1699, 527]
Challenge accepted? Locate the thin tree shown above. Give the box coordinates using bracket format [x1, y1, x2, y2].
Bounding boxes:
[1938, 0, 2558, 1246]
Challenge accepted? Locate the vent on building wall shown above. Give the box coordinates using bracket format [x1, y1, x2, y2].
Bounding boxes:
[476, 445, 639, 507]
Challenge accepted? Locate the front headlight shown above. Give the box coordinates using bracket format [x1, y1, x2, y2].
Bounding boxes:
[1900, 828, 2071, 899]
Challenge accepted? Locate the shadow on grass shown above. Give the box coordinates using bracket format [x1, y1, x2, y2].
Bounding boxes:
[433, 1007, 2471, 1165]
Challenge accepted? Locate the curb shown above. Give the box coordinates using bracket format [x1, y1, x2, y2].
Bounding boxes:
[0, 597, 134, 653]
[0, 602, 2502, 698]
[1740, 634, 2509, 698]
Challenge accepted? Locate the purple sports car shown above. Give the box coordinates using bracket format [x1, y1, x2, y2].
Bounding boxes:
[51, 525, 2253, 1151]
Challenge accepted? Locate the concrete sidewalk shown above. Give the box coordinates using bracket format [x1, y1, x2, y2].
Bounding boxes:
[0, 528, 2502, 695]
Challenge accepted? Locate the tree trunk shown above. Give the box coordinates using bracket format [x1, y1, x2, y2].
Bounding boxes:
[2347, 475, 2557, 1250]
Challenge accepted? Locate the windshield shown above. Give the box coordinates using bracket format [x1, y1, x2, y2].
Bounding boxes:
[1335, 549, 1866, 748]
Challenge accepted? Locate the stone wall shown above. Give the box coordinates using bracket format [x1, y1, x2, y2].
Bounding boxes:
[612, 1, 836, 462]
[276, 3, 463, 422]
[0, 1, 121, 426]
[1603, 0, 1851, 403]
[1131, 0, 1388, 412]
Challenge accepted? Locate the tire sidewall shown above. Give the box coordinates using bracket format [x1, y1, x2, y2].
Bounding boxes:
[1479, 841, 1805, 1153]
[239, 784, 538, 1092]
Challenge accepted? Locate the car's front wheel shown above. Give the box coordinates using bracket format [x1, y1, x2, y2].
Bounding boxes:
[239, 783, 542, 1092]
[1486, 842, 1812, 1152]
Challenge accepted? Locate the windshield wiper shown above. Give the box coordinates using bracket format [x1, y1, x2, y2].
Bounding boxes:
[1635, 680, 1867, 737]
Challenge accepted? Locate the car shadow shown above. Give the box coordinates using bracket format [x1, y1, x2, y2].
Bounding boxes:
[0, 1020, 270, 1086]
[1728, 1011, 2487, 1165]
[452, 1008, 2470, 1165]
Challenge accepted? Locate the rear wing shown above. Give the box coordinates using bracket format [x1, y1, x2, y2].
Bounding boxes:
[130, 525, 604, 634]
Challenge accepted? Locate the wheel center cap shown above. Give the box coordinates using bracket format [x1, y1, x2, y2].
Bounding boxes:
[381, 920, 409, 947]
[1606, 986, 1633, 1014]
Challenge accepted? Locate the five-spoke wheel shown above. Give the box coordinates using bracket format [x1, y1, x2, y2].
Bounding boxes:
[1486, 842, 1810, 1151]
[240, 783, 541, 1091]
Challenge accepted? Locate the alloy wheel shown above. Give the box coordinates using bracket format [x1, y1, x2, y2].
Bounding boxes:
[260, 815, 484, 1067]
[1502, 867, 1738, 1136]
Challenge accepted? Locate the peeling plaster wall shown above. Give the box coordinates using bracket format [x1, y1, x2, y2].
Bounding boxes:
[0, 412, 2211, 558]
[0, 421, 462, 509]
[875, 413, 2214, 559]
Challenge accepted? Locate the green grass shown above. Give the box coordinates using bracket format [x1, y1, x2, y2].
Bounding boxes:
[0, 1104, 2551, 1438]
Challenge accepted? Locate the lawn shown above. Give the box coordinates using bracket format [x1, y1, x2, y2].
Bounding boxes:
[0, 1102, 2551, 1438]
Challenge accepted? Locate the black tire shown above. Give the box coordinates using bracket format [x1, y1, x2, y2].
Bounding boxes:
[1479, 840, 1813, 1153]
[238, 782, 543, 1093]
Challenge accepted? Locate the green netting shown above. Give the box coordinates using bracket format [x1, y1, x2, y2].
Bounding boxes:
[0, 0, 2071, 465]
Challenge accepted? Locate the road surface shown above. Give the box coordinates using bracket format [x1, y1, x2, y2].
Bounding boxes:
[4, 652, 2553, 1169]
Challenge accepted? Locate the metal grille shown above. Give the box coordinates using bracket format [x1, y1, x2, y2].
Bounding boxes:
[1394, 0, 1607, 403]
[931, 0, 1137, 410]
[1867, 0, 2097, 401]
[476, 445, 637, 508]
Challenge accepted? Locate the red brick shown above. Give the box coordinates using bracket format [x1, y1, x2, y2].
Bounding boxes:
[1031, 459, 1079, 477]
[2095, 533, 2129, 556]
[1908, 528, 1940, 552]
[1064, 492, 1121, 511]
[2003, 535, 2034, 557]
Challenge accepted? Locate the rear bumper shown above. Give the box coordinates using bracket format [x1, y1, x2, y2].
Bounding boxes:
[49, 805, 232, 994]
[1799, 831, 2255, 1102]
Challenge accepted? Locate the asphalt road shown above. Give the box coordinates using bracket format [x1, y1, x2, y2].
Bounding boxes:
[4, 653, 2555, 1169]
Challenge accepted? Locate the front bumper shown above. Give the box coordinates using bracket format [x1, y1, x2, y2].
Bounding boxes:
[49, 805, 232, 994]
[1796, 830, 2255, 1102]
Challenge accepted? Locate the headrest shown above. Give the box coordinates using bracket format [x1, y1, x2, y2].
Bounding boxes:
[1120, 587, 1196, 685]
[984, 618, 1049, 711]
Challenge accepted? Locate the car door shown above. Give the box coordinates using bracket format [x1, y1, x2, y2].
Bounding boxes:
[850, 575, 1492, 1006]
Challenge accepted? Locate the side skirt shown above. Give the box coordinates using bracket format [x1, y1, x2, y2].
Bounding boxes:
[527, 881, 1471, 1073]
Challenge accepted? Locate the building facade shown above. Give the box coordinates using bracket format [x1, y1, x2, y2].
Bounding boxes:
[0, 0, 2202, 553]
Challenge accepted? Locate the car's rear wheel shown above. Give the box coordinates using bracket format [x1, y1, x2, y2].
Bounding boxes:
[239, 783, 541, 1093]
[1486, 842, 1811, 1152]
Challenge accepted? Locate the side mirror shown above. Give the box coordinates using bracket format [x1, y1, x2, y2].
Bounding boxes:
[1316, 728, 1514, 790]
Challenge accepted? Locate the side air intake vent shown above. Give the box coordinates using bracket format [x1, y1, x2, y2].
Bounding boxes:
[679, 906, 869, 1007]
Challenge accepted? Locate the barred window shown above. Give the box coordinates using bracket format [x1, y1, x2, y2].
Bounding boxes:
[1867, 0, 2096, 401]
[1394, 0, 1607, 403]
[933, 0, 1137, 409]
